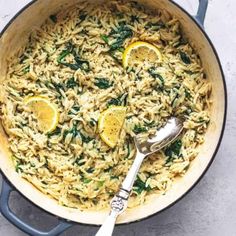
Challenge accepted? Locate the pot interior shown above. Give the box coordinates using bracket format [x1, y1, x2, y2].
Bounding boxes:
[0, 0, 226, 224]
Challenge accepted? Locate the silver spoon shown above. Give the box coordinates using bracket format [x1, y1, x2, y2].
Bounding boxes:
[96, 117, 183, 236]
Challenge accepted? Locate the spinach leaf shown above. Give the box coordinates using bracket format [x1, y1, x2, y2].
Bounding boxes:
[79, 13, 87, 21]
[19, 54, 28, 64]
[57, 50, 71, 63]
[107, 93, 128, 106]
[83, 178, 92, 184]
[180, 51, 191, 64]
[125, 141, 131, 159]
[75, 155, 86, 166]
[94, 78, 113, 89]
[107, 98, 120, 106]
[184, 88, 191, 99]
[100, 34, 109, 44]
[131, 15, 139, 23]
[73, 55, 90, 72]
[63, 122, 78, 140]
[89, 118, 97, 127]
[49, 14, 57, 23]
[63, 122, 93, 144]
[110, 175, 119, 180]
[15, 162, 23, 173]
[57, 42, 90, 72]
[66, 77, 77, 89]
[22, 65, 30, 74]
[79, 131, 93, 143]
[109, 24, 133, 51]
[144, 120, 155, 128]
[104, 166, 113, 172]
[145, 21, 165, 31]
[101, 23, 133, 54]
[51, 82, 64, 97]
[133, 124, 147, 134]
[133, 176, 151, 194]
[148, 67, 164, 86]
[47, 127, 61, 138]
[97, 180, 105, 187]
[86, 167, 95, 173]
[68, 105, 80, 115]
[175, 36, 188, 48]
[164, 139, 182, 163]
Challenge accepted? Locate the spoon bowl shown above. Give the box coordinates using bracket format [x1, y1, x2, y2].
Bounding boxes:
[134, 117, 184, 155]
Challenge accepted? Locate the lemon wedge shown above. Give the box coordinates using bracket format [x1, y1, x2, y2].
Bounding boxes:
[123, 41, 162, 68]
[24, 96, 59, 133]
[98, 106, 126, 148]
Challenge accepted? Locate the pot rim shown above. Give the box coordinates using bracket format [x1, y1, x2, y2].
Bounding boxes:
[0, 0, 228, 227]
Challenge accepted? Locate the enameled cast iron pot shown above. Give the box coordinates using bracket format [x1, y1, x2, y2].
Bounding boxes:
[0, 0, 227, 235]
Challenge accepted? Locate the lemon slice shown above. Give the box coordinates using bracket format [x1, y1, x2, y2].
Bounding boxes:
[24, 96, 59, 133]
[98, 106, 126, 148]
[123, 41, 162, 68]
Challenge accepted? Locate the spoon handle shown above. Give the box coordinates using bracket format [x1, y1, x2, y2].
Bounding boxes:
[95, 211, 119, 236]
[121, 151, 145, 191]
[96, 152, 145, 236]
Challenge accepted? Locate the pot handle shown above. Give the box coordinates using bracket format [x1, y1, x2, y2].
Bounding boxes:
[195, 0, 208, 26]
[0, 179, 72, 236]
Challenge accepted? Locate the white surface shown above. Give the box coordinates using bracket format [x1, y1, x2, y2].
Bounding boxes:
[0, 0, 235, 235]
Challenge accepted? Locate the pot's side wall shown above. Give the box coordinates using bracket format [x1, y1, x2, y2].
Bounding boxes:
[0, 0, 226, 225]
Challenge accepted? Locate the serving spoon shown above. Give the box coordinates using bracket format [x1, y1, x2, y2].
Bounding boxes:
[96, 117, 183, 236]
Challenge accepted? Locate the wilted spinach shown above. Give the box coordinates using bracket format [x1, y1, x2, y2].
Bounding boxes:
[79, 131, 93, 143]
[15, 161, 23, 173]
[133, 124, 147, 134]
[101, 22, 133, 56]
[109, 23, 133, 51]
[133, 176, 151, 194]
[94, 78, 113, 89]
[47, 127, 61, 138]
[51, 82, 64, 97]
[22, 65, 30, 74]
[49, 14, 57, 23]
[89, 118, 97, 127]
[75, 155, 86, 166]
[68, 105, 80, 115]
[145, 21, 165, 31]
[148, 67, 164, 86]
[180, 51, 191, 64]
[164, 139, 182, 163]
[107, 93, 128, 106]
[57, 42, 90, 72]
[144, 120, 156, 128]
[100, 34, 109, 44]
[66, 77, 77, 89]
[63, 122, 93, 144]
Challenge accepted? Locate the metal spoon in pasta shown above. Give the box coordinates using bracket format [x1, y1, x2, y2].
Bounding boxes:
[96, 117, 184, 236]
